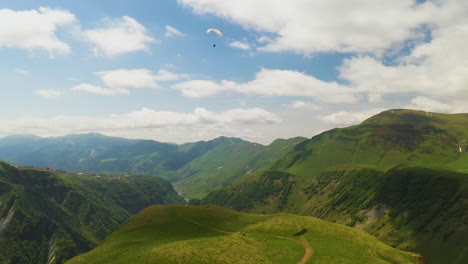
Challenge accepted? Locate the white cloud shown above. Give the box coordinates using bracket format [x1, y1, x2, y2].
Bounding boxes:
[154, 69, 186, 82]
[35, 89, 61, 99]
[165, 25, 184, 37]
[285, 101, 322, 110]
[96, 69, 159, 89]
[338, 0, 468, 100]
[71, 83, 129, 96]
[173, 80, 225, 98]
[0, 107, 281, 143]
[72, 69, 184, 96]
[407, 96, 452, 113]
[0, 7, 76, 55]
[13, 68, 30, 75]
[83, 16, 156, 57]
[178, 0, 436, 55]
[179, 0, 468, 110]
[173, 68, 358, 103]
[405, 96, 468, 113]
[229, 41, 250, 50]
[319, 108, 384, 126]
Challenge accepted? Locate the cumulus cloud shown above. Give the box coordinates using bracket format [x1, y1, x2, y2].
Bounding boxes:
[319, 108, 384, 126]
[35, 89, 61, 99]
[83, 16, 156, 57]
[173, 80, 226, 98]
[71, 83, 129, 96]
[178, 0, 436, 55]
[165, 25, 184, 37]
[178, 0, 468, 108]
[96, 69, 159, 89]
[72, 69, 183, 96]
[154, 69, 187, 81]
[285, 101, 322, 110]
[229, 40, 250, 50]
[337, 0, 468, 101]
[0, 7, 76, 55]
[0, 107, 281, 143]
[173, 68, 358, 103]
[405, 96, 468, 113]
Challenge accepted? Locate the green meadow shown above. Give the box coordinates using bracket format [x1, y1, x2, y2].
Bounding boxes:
[66, 205, 418, 264]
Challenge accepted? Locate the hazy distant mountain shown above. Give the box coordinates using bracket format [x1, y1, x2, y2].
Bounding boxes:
[0, 133, 142, 171]
[0, 133, 307, 199]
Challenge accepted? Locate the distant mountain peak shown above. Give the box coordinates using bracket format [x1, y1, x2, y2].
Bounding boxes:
[1, 134, 41, 140]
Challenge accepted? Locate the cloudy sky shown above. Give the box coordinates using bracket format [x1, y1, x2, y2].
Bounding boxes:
[0, 0, 467, 144]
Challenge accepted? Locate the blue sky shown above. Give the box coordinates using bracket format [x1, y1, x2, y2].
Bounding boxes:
[0, 0, 467, 144]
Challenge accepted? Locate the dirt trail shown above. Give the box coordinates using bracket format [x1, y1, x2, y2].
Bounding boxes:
[298, 235, 313, 264]
[183, 217, 313, 264]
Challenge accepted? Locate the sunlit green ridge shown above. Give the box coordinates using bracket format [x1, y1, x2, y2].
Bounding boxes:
[201, 109, 468, 264]
[66, 205, 419, 264]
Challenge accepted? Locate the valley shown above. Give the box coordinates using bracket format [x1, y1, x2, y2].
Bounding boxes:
[0, 109, 466, 263]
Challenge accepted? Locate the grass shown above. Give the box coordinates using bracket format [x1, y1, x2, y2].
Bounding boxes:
[66, 205, 418, 264]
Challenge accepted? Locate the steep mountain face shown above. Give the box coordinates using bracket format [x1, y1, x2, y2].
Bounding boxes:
[0, 134, 307, 199]
[202, 166, 467, 263]
[0, 162, 184, 264]
[65, 205, 420, 264]
[201, 109, 468, 264]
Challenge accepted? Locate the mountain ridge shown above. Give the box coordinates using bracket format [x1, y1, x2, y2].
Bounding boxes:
[200, 109, 468, 264]
[65, 205, 420, 264]
[0, 133, 307, 199]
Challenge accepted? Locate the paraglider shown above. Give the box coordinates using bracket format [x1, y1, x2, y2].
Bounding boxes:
[206, 28, 222, 37]
[206, 28, 222, 47]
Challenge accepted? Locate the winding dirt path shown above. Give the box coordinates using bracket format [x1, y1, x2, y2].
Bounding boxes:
[183, 217, 313, 264]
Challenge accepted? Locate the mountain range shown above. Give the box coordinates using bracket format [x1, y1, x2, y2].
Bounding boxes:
[0, 133, 306, 199]
[0, 109, 466, 263]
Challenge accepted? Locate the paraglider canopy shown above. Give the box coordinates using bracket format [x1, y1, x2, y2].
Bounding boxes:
[206, 28, 222, 37]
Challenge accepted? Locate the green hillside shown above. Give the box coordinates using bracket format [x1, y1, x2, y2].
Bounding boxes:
[201, 110, 468, 263]
[275, 109, 468, 176]
[202, 166, 467, 263]
[160, 137, 306, 199]
[0, 162, 184, 264]
[66, 205, 420, 264]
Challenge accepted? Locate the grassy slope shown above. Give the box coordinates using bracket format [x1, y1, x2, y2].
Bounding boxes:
[201, 110, 468, 264]
[276, 110, 468, 181]
[166, 137, 306, 199]
[167, 139, 265, 199]
[0, 162, 184, 264]
[66, 205, 418, 264]
[203, 166, 468, 264]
